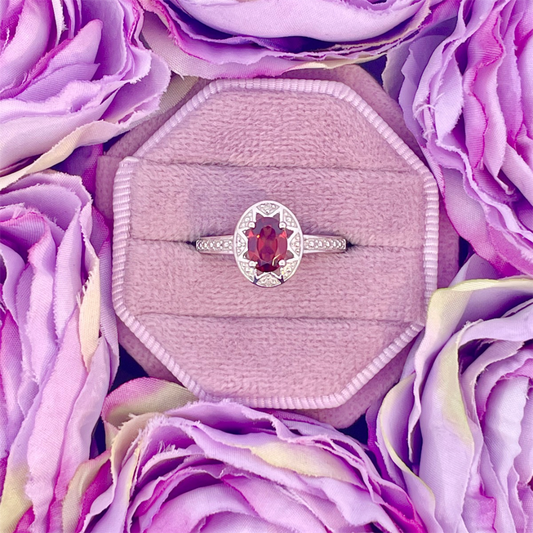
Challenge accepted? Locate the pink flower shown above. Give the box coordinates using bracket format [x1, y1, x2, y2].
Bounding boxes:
[385, 0, 533, 275]
[370, 256, 533, 531]
[0, 173, 118, 531]
[65, 378, 426, 533]
[139, 0, 445, 78]
[0, 0, 170, 188]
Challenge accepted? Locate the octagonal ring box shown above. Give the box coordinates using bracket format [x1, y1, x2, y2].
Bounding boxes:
[109, 67, 459, 428]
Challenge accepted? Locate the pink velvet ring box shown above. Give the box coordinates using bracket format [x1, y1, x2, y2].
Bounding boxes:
[106, 66, 459, 427]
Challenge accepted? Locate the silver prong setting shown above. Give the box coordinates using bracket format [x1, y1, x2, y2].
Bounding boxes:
[234, 201, 304, 287]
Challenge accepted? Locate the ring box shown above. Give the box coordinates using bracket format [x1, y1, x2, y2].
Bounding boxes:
[98, 66, 459, 427]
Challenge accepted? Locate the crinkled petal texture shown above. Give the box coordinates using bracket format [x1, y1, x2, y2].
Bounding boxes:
[139, 0, 445, 79]
[369, 255, 533, 532]
[0, 172, 118, 533]
[0, 0, 170, 189]
[65, 378, 426, 533]
[384, 0, 533, 275]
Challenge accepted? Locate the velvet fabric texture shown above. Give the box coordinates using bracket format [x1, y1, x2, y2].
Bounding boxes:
[99, 66, 459, 426]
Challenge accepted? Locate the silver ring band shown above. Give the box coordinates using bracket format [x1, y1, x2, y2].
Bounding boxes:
[196, 235, 347, 254]
[195, 200, 347, 287]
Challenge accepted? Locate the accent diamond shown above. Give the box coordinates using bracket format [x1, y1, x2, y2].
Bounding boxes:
[256, 273, 282, 287]
[239, 212, 254, 230]
[280, 261, 297, 278]
[239, 261, 256, 278]
[291, 233, 302, 255]
[283, 211, 297, 229]
[235, 234, 246, 255]
[257, 202, 278, 215]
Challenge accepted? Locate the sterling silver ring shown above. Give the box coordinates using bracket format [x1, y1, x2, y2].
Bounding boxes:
[196, 201, 347, 287]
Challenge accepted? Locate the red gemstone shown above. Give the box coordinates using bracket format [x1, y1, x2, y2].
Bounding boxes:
[245, 215, 293, 272]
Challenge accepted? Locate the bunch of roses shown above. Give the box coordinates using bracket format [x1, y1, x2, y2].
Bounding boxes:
[370, 255, 533, 531]
[0, 172, 118, 531]
[138, 0, 446, 78]
[48, 256, 531, 532]
[63, 379, 425, 532]
[385, 0, 533, 275]
[1, 0, 533, 532]
[4, 0, 533, 277]
[0, 0, 169, 188]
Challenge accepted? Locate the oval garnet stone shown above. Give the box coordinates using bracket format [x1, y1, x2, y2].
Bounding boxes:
[245, 216, 292, 272]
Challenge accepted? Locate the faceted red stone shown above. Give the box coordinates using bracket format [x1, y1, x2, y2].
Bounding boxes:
[245, 215, 293, 272]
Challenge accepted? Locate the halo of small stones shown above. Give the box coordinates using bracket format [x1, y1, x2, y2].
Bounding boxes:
[234, 201, 303, 287]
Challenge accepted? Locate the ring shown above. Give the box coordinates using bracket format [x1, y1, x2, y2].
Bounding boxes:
[196, 201, 347, 287]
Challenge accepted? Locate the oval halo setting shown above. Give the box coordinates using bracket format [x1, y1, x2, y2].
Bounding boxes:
[233, 201, 303, 287]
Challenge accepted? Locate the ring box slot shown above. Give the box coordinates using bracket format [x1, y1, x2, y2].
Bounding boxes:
[112, 74, 454, 423]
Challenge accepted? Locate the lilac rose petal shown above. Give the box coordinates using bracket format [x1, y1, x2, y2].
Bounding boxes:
[369, 255, 533, 532]
[0, 0, 170, 189]
[64, 378, 426, 533]
[0, 172, 118, 532]
[139, 0, 446, 79]
[384, 0, 533, 275]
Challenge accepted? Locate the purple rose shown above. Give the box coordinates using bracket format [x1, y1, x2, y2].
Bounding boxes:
[0, 0, 170, 188]
[369, 255, 533, 531]
[139, 0, 445, 79]
[0, 173, 118, 532]
[65, 378, 425, 533]
[384, 0, 533, 275]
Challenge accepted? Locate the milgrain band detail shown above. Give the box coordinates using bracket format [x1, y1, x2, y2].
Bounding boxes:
[196, 234, 347, 254]
[304, 235, 347, 253]
[195, 235, 234, 254]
